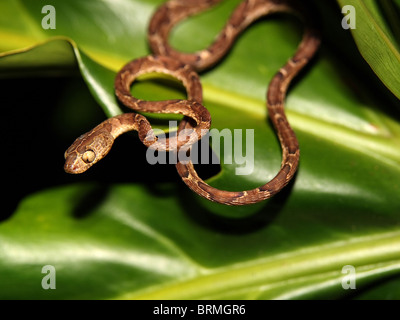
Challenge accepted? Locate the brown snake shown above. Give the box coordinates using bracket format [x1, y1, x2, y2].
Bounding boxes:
[64, 0, 321, 206]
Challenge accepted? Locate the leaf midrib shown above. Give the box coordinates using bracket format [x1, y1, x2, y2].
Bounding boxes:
[118, 231, 400, 299]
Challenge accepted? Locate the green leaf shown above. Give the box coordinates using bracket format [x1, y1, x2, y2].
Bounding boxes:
[337, 0, 400, 99]
[1, 0, 400, 299]
[2, 183, 400, 299]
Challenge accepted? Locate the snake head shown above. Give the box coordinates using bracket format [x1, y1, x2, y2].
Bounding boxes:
[64, 125, 115, 174]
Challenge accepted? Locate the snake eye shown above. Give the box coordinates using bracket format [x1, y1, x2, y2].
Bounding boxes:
[82, 150, 96, 164]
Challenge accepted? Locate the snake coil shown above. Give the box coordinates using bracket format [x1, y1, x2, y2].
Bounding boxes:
[64, 0, 321, 206]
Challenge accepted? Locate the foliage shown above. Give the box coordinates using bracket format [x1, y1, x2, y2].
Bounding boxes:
[0, 0, 400, 299]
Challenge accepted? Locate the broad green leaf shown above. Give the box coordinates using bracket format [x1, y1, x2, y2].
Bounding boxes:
[337, 0, 400, 99]
[1, 183, 400, 299]
[1, 0, 400, 299]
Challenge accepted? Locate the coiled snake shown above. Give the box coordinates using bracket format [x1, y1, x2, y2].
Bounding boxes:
[64, 0, 321, 206]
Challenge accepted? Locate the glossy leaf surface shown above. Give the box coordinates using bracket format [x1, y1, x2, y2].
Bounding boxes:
[0, 0, 399, 299]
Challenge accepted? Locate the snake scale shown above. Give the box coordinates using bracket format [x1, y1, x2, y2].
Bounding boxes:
[64, 0, 321, 206]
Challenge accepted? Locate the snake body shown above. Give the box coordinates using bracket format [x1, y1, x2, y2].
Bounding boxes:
[65, 55, 210, 173]
[64, 0, 320, 205]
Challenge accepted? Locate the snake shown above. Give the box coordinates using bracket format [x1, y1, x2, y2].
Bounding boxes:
[64, 0, 321, 205]
[64, 54, 210, 173]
